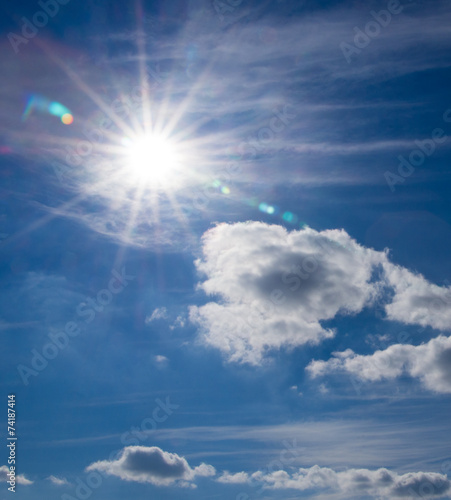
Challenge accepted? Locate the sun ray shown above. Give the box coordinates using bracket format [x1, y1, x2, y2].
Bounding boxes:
[0, 165, 130, 250]
[33, 39, 137, 139]
[135, 0, 153, 134]
[113, 183, 147, 270]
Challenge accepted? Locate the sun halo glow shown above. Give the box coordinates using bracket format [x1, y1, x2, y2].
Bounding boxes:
[123, 133, 180, 186]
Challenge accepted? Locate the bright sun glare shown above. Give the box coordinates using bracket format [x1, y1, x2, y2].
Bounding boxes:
[124, 134, 179, 186]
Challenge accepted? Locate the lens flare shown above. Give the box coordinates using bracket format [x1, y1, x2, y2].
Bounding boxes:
[22, 94, 73, 125]
[61, 113, 74, 125]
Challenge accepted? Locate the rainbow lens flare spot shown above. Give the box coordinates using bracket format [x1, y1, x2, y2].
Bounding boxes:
[61, 113, 74, 125]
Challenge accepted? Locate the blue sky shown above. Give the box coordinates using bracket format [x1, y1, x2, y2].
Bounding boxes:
[1, 0, 451, 499]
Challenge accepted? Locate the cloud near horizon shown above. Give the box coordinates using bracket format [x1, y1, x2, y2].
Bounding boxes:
[217, 465, 451, 499]
[84, 445, 451, 498]
[86, 446, 215, 487]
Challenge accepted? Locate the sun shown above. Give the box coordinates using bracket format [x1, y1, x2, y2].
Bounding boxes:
[123, 133, 180, 187]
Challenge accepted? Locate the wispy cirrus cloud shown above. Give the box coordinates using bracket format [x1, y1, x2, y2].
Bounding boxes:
[145, 307, 168, 323]
[47, 475, 70, 486]
[147, 417, 451, 473]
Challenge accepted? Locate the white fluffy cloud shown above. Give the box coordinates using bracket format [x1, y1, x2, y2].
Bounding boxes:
[190, 222, 385, 364]
[190, 222, 451, 365]
[0, 465, 33, 485]
[86, 446, 215, 487]
[383, 262, 451, 331]
[154, 355, 169, 368]
[217, 465, 451, 499]
[308, 335, 451, 393]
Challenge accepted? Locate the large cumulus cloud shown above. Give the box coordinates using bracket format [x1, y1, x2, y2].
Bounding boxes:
[189, 222, 451, 365]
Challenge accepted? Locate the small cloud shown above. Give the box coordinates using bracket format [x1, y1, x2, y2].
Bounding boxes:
[170, 315, 186, 330]
[193, 463, 216, 477]
[0, 465, 33, 485]
[319, 383, 329, 395]
[290, 385, 303, 396]
[154, 355, 169, 368]
[146, 307, 168, 324]
[47, 475, 70, 486]
[86, 446, 215, 487]
[217, 471, 250, 484]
